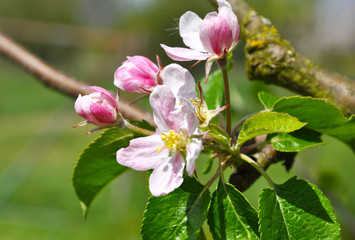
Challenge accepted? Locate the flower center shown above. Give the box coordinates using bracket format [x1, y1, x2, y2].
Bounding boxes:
[190, 97, 208, 125]
[157, 130, 187, 152]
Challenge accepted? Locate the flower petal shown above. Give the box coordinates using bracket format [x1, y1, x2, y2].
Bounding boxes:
[149, 152, 185, 196]
[161, 44, 210, 61]
[179, 11, 205, 52]
[150, 85, 177, 132]
[114, 60, 157, 93]
[82, 86, 117, 107]
[219, 6, 239, 43]
[176, 98, 199, 134]
[217, 0, 232, 10]
[200, 11, 233, 56]
[116, 134, 169, 171]
[161, 64, 197, 100]
[89, 102, 116, 125]
[185, 138, 203, 175]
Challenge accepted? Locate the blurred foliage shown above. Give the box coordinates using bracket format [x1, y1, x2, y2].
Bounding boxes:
[0, 0, 354, 239]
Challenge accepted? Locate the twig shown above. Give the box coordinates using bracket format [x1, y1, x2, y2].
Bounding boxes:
[0, 32, 154, 125]
[228, 0, 355, 116]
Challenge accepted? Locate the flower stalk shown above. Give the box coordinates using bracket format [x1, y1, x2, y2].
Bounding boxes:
[217, 57, 231, 136]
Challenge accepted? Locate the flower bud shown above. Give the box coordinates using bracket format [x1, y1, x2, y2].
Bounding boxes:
[75, 86, 119, 126]
[114, 56, 160, 93]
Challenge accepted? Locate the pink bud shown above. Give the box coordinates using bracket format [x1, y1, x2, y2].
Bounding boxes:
[114, 56, 160, 93]
[75, 86, 119, 126]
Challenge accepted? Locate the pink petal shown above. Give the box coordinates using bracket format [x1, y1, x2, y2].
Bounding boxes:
[161, 44, 210, 61]
[179, 11, 205, 52]
[127, 55, 159, 77]
[114, 61, 157, 93]
[149, 153, 185, 196]
[116, 134, 169, 171]
[82, 86, 117, 107]
[89, 103, 116, 125]
[200, 12, 233, 56]
[76, 93, 101, 124]
[150, 85, 177, 132]
[160, 64, 197, 100]
[185, 138, 203, 175]
[219, 6, 239, 43]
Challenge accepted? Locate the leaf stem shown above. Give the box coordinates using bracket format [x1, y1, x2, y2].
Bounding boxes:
[124, 120, 155, 136]
[240, 153, 274, 188]
[217, 58, 231, 136]
[202, 155, 232, 192]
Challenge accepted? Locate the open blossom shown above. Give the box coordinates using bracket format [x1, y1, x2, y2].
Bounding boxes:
[74, 86, 119, 127]
[161, 0, 239, 78]
[116, 85, 202, 196]
[114, 55, 161, 93]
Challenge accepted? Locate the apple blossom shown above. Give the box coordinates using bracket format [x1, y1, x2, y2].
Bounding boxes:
[161, 0, 239, 79]
[114, 55, 162, 93]
[74, 86, 119, 127]
[116, 85, 202, 196]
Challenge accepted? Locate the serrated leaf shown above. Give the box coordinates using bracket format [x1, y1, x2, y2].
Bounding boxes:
[259, 177, 341, 240]
[142, 177, 211, 240]
[271, 127, 324, 152]
[72, 127, 138, 217]
[258, 91, 279, 109]
[208, 180, 260, 240]
[237, 111, 307, 147]
[272, 96, 355, 152]
[201, 124, 231, 151]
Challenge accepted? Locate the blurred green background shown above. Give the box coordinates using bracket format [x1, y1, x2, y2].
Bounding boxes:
[0, 0, 354, 239]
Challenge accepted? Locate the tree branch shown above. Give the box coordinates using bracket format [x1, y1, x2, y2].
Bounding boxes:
[223, 0, 355, 191]
[0, 32, 154, 125]
[228, 0, 355, 116]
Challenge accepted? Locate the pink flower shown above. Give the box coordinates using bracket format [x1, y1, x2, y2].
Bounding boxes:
[114, 55, 161, 93]
[74, 86, 119, 127]
[116, 85, 202, 196]
[161, 0, 239, 78]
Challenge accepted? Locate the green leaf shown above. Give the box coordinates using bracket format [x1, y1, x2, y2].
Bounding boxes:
[199, 54, 232, 110]
[202, 156, 215, 174]
[258, 91, 279, 109]
[272, 96, 355, 152]
[72, 127, 138, 217]
[259, 177, 341, 240]
[271, 128, 324, 152]
[200, 69, 225, 110]
[208, 180, 260, 240]
[237, 111, 307, 147]
[141, 177, 211, 240]
[201, 124, 231, 151]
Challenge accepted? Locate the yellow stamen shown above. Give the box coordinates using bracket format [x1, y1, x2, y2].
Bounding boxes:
[156, 145, 163, 152]
[160, 130, 187, 151]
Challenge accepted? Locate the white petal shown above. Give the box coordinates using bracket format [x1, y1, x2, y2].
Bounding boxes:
[185, 138, 202, 175]
[179, 11, 206, 52]
[161, 44, 210, 61]
[204, 59, 214, 83]
[150, 85, 177, 132]
[149, 153, 185, 196]
[161, 64, 197, 100]
[217, 0, 232, 10]
[116, 135, 169, 171]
